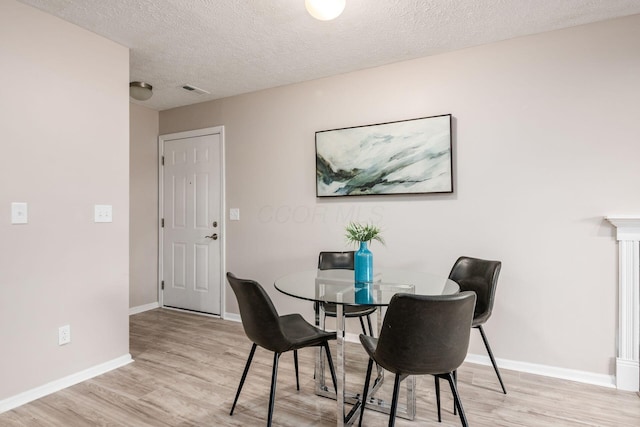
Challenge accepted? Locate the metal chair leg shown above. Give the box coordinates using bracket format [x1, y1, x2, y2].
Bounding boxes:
[453, 369, 457, 415]
[434, 375, 441, 422]
[477, 325, 507, 394]
[293, 350, 300, 390]
[323, 342, 338, 392]
[359, 317, 368, 336]
[445, 372, 468, 427]
[435, 371, 459, 420]
[230, 343, 257, 416]
[358, 358, 374, 427]
[267, 352, 280, 427]
[366, 314, 374, 337]
[388, 373, 402, 427]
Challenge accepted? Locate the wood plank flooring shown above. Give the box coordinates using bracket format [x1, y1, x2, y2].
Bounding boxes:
[1, 308, 639, 426]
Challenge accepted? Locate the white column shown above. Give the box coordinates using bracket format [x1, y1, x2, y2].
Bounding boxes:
[606, 216, 640, 391]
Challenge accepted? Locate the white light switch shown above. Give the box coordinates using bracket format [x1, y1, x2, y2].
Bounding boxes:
[94, 205, 113, 223]
[11, 202, 28, 224]
[230, 208, 240, 221]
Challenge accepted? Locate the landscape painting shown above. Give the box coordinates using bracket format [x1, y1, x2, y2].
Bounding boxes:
[315, 114, 453, 197]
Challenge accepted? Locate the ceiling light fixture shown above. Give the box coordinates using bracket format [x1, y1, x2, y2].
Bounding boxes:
[129, 81, 153, 101]
[305, 0, 345, 21]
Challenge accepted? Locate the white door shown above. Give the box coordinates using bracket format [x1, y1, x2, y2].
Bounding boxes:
[161, 130, 223, 315]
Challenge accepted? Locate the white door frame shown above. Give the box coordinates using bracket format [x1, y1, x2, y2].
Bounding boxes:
[158, 126, 226, 317]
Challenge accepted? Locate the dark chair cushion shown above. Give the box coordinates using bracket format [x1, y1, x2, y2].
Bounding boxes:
[448, 256, 501, 327]
[321, 302, 377, 317]
[227, 272, 335, 353]
[361, 292, 476, 376]
[456, 277, 490, 325]
[279, 313, 336, 351]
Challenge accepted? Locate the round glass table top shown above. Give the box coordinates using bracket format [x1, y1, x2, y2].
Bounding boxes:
[274, 269, 459, 307]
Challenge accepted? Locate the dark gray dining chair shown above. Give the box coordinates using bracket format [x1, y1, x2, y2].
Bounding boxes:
[318, 251, 376, 336]
[448, 256, 506, 394]
[227, 272, 338, 427]
[358, 291, 477, 427]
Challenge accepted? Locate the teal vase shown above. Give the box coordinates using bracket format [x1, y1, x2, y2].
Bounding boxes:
[354, 241, 373, 284]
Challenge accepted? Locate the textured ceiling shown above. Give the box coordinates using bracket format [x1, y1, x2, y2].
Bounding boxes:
[17, 0, 640, 111]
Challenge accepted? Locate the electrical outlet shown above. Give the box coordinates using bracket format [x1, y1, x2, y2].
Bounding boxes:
[58, 325, 71, 345]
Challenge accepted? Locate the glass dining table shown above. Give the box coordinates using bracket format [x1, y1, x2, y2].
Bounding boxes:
[274, 268, 459, 427]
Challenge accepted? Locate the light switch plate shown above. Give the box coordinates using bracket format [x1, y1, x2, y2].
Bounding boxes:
[230, 208, 240, 221]
[11, 202, 28, 224]
[94, 205, 113, 222]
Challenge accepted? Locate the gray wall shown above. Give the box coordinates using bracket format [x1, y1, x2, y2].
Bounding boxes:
[130, 103, 159, 309]
[157, 14, 640, 379]
[0, 0, 130, 400]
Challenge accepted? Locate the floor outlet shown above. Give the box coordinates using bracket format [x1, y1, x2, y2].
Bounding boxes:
[58, 325, 71, 345]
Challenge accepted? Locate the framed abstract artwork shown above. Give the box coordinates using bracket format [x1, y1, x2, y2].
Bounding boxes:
[315, 114, 453, 197]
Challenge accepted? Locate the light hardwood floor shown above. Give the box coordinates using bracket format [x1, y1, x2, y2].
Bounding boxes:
[2, 308, 639, 426]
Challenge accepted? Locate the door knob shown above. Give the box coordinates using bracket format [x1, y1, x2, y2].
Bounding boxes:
[205, 233, 218, 240]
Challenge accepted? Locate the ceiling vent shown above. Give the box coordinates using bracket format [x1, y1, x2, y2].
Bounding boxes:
[181, 84, 210, 95]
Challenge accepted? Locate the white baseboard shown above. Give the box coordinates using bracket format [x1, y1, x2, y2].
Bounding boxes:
[464, 353, 615, 389]
[0, 354, 133, 414]
[129, 301, 160, 315]
[224, 312, 241, 323]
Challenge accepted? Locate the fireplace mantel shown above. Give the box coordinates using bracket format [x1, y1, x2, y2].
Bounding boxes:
[606, 216, 640, 391]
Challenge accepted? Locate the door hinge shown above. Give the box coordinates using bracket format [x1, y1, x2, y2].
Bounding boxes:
[161, 280, 164, 290]
[161, 155, 165, 165]
[161, 218, 164, 228]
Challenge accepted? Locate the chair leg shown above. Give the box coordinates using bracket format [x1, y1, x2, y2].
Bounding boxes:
[358, 358, 374, 427]
[359, 316, 368, 336]
[444, 372, 468, 427]
[388, 373, 402, 427]
[477, 325, 507, 394]
[453, 370, 457, 415]
[230, 343, 257, 416]
[314, 302, 320, 327]
[366, 314, 374, 337]
[323, 342, 338, 393]
[267, 352, 281, 427]
[434, 375, 441, 422]
[313, 303, 320, 381]
[294, 350, 300, 391]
